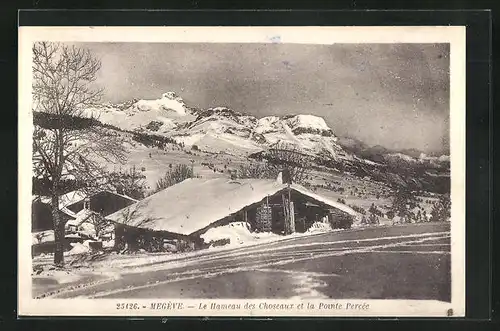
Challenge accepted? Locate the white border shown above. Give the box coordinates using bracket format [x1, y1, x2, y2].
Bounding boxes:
[18, 26, 466, 317]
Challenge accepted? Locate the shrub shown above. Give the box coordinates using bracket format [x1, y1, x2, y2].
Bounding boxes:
[368, 203, 384, 217]
[132, 132, 176, 149]
[145, 120, 163, 132]
[237, 162, 279, 180]
[368, 213, 379, 225]
[208, 238, 231, 247]
[349, 204, 366, 215]
[154, 164, 193, 193]
[430, 195, 451, 222]
[329, 212, 354, 229]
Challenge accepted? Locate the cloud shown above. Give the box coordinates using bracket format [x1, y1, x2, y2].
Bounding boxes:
[75, 42, 450, 154]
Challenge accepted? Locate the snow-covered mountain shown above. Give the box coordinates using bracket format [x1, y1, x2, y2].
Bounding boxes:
[85, 92, 196, 133]
[338, 137, 450, 169]
[81, 91, 449, 193]
[384, 152, 450, 168]
[86, 92, 351, 159]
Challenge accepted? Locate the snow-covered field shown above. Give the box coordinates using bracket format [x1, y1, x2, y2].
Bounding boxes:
[201, 221, 338, 247]
[32, 221, 337, 277]
[32, 223, 451, 300]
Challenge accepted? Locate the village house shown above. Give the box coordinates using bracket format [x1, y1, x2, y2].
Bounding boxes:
[105, 175, 360, 251]
[31, 190, 138, 255]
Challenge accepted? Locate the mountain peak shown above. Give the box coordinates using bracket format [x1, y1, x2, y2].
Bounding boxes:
[284, 114, 336, 138]
[133, 92, 188, 116]
[161, 91, 183, 102]
[196, 106, 245, 119]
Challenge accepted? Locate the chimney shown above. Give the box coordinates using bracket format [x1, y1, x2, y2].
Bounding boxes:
[282, 168, 292, 185]
[276, 169, 292, 185]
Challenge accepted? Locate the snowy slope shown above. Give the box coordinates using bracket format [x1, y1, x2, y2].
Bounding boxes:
[170, 106, 263, 155]
[284, 114, 335, 137]
[384, 152, 450, 167]
[85, 92, 196, 134]
[83, 91, 449, 168]
[86, 92, 351, 159]
[133, 92, 188, 115]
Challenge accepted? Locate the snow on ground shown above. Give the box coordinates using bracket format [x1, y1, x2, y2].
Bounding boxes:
[201, 221, 337, 248]
[32, 223, 342, 276]
[306, 221, 333, 233]
[66, 240, 92, 256]
[172, 133, 205, 146]
[254, 116, 281, 134]
[32, 230, 54, 245]
[84, 92, 196, 134]
[362, 158, 383, 166]
[284, 114, 332, 133]
[134, 92, 188, 115]
[280, 121, 302, 144]
[33, 268, 84, 284]
[174, 132, 262, 155]
[200, 222, 284, 247]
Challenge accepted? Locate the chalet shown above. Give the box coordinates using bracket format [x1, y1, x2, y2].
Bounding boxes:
[106, 175, 359, 250]
[31, 190, 137, 255]
[32, 190, 138, 232]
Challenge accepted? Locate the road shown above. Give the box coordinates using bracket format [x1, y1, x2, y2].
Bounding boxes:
[51, 222, 451, 301]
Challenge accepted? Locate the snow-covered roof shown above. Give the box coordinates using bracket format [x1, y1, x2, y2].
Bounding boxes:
[33, 190, 137, 211]
[66, 208, 97, 227]
[106, 177, 359, 236]
[59, 190, 88, 208]
[32, 195, 78, 218]
[32, 190, 86, 209]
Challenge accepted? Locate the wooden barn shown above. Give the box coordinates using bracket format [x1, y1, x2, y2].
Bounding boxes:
[106, 175, 359, 251]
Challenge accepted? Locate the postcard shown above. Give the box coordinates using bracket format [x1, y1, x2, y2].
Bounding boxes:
[19, 25, 465, 317]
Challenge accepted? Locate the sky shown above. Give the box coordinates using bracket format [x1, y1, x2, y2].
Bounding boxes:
[77, 42, 450, 155]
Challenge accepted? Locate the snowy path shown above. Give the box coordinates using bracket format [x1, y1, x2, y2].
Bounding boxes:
[34, 223, 451, 301]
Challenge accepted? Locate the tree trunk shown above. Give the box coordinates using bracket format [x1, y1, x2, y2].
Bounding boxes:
[114, 224, 124, 251]
[289, 201, 295, 233]
[282, 193, 290, 235]
[288, 187, 295, 234]
[51, 194, 64, 267]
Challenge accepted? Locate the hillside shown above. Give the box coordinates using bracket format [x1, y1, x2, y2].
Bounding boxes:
[80, 91, 449, 195]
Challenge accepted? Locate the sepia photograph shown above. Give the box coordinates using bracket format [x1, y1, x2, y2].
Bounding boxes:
[18, 26, 466, 317]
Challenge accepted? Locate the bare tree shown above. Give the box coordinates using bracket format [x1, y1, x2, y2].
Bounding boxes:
[237, 161, 279, 180]
[108, 165, 148, 199]
[267, 142, 313, 184]
[242, 142, 312, 183]
[154, 164, 193, 193]
[32, 42, 127, 266]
